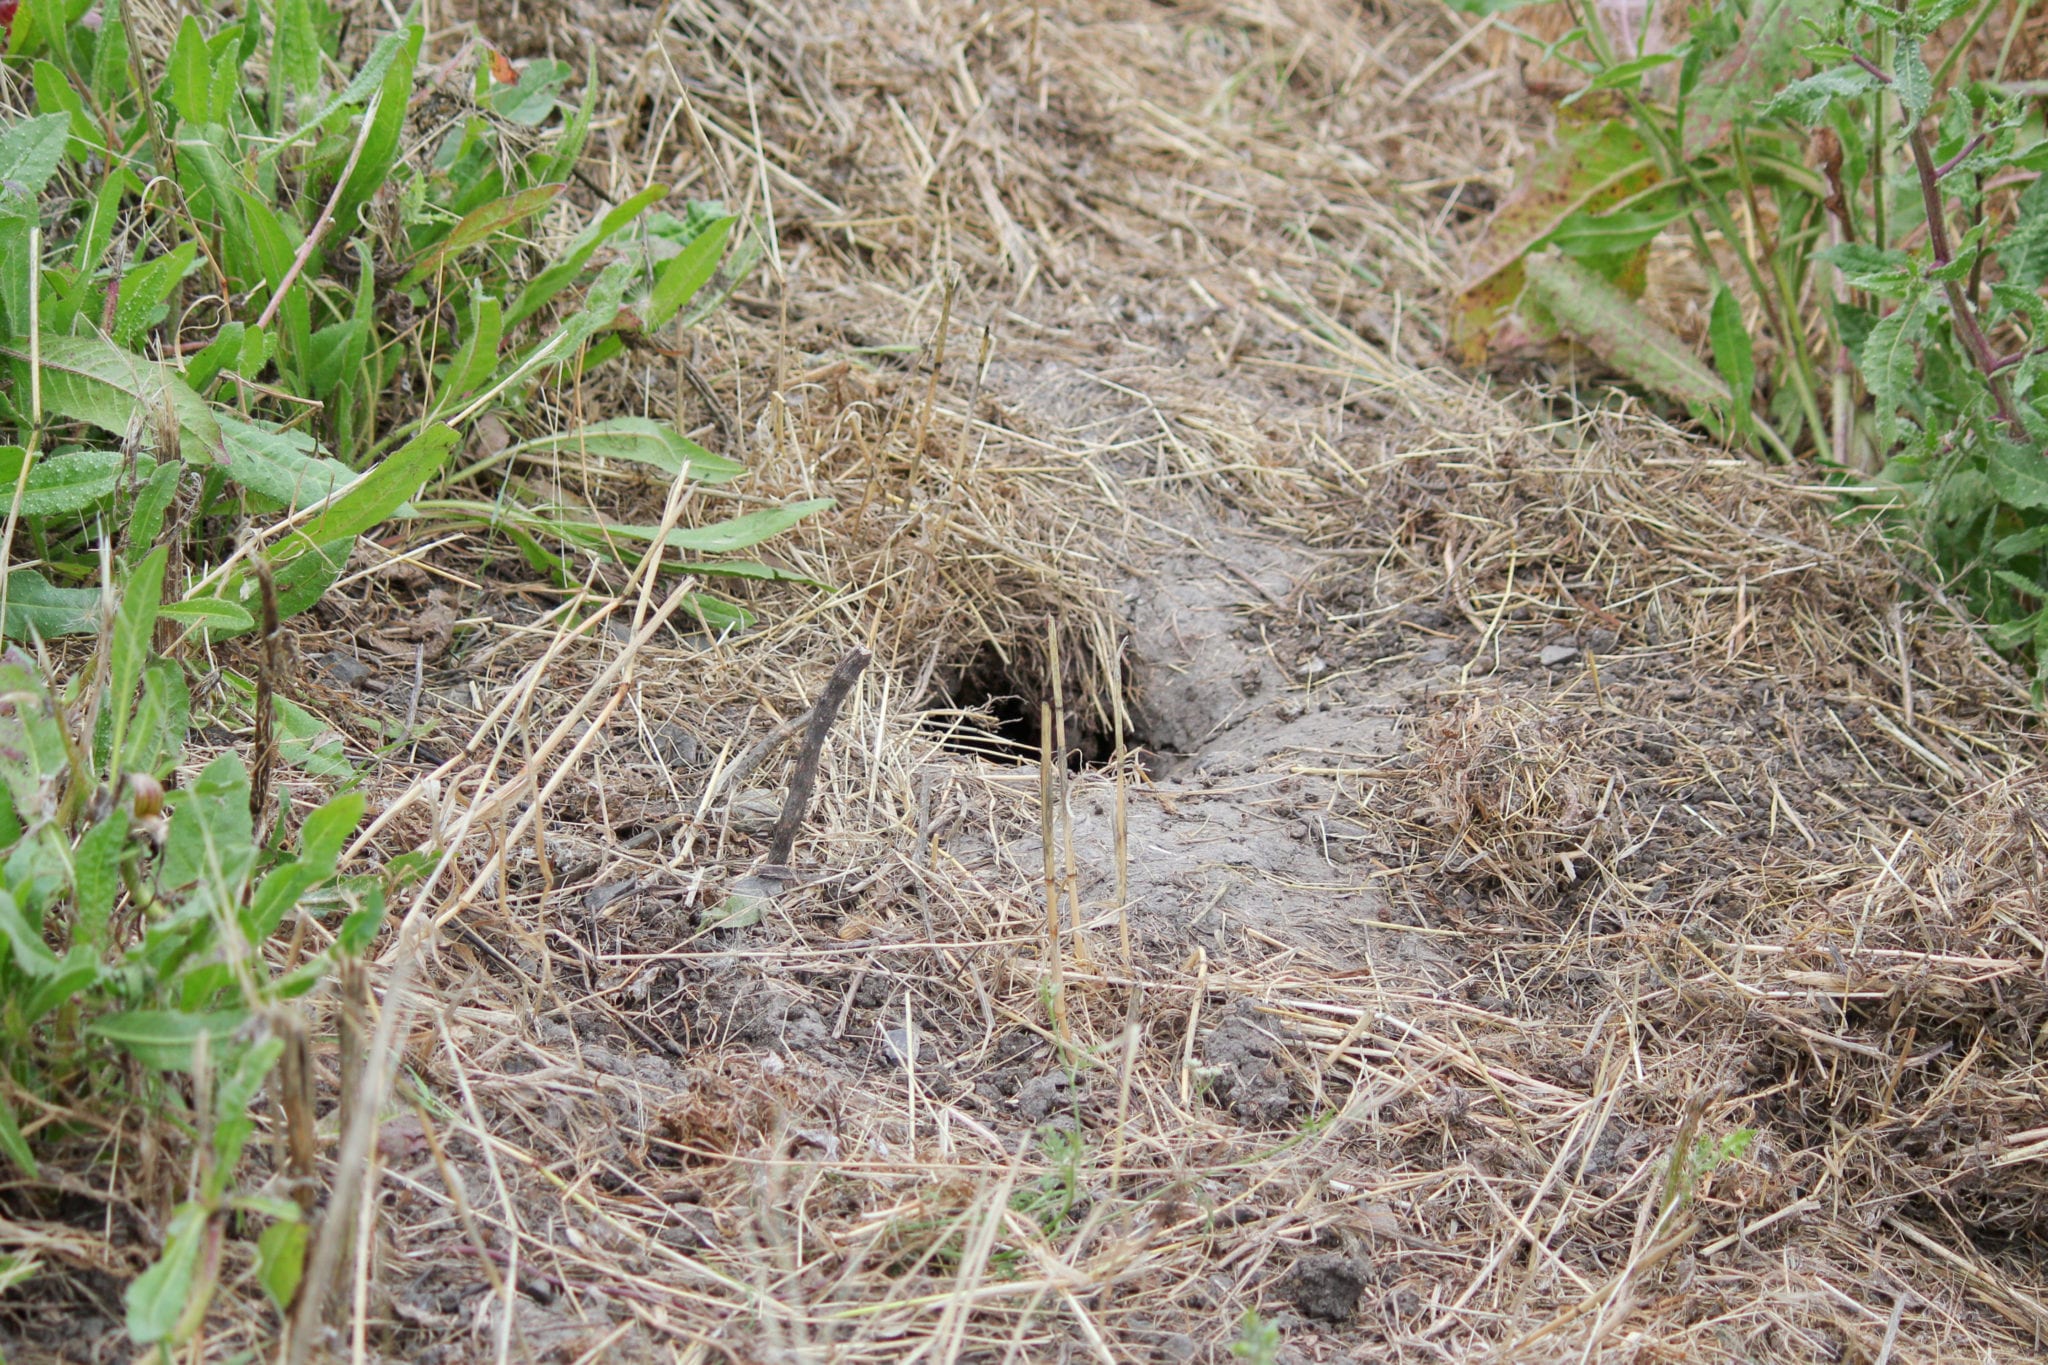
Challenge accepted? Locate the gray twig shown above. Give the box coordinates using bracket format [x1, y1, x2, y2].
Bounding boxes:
[765, 647, 871, 867]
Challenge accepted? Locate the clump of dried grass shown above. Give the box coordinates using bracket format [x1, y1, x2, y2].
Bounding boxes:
[1405, 695, 1628, 906]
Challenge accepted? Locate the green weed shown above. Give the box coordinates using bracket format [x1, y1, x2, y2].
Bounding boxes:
[1448, 0, 2048, 688]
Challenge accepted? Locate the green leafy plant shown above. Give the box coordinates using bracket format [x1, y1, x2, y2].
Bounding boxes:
[1449, 0, 2048, 686]
[0, 0, 827, 1347]
[1, 0, 819, 649]
[1229, 1308, 1283, 1363]
[0, 568, 386, 1350]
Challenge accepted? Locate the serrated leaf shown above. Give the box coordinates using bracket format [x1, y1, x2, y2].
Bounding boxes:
[1762, 65, 1880, 123]
[1894, 37, 1931, 123]
[1523, 252, 1731, 408]
[1859, 298, 1925, 443]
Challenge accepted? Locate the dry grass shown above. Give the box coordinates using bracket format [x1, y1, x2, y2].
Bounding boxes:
[5, 0, 2048, 1362]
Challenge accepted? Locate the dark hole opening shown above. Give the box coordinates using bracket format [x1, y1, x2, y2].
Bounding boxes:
[928, 643, 1137, 769]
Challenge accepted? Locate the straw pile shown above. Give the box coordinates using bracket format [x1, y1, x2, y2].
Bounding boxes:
[4, 0, 2047, 1361]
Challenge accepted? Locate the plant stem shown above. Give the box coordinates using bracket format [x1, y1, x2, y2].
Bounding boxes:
[1906, 124, 2028, 438]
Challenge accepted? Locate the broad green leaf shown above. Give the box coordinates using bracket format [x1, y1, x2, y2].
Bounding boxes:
[21, 949, 100, 1024]
[1579, 52, 1677, 95]
[1989, 444, 2048, 511]
[166, 17, 209, 125]
[1999, 173, 2048, 289]
[328, 26, 421, 240]
[0, 1099, 36, 1178]
[31, 60, 96, 159]
[1453, 118, 1657, 364]
[124, 659, 191, 778]
[182, 321, 247, 391]
[157, 598, 256, 632]
[0, 115, 70, 335]
[403, 183, 564, 286]
[1545, 205, 1683, 258]
[0, 111, 69, 197]
[1859, 296, 1925, 444]
[430, 288, 503, 416]
[514, 417, 743, 483]
[127, 460, 183, 563]
[536, 49, 599, 184]
[275, 424, 457, 560]
[53, 167, 140, 333]
[91, 1010, 249, 1072]
[158, 751, 255, 895]
[276, 697, 353, 779]
[218, 414, 358, 510]
[72, 811, 128, 947]
[108, 543, 166, 767]
[0, 447, 139, 517]
[0, 888, 58, 976]
[1523, 252, 1731, 408]
[1, 569, 99, 639]
[298, 791, 366, 870]
[124, 1204, 204, 1343]
[654, 499, 834, 553]
[267, 537, 354, 622]
[273, 0, 321, 97]
[256, 1220, 307, 1311]
[111, 240, 198, 348]
[1708, 286, 1755, 434]
[643, 214, 734, 329]
[1893, 36, 1930, 123]
[236, 189, 310, 383]
[265, 27, 411, 162]
[505, 183, 665, 327]
[484, 57, 571, 126]
[90, 13, 131, 106]
[0, 335, 227, 465]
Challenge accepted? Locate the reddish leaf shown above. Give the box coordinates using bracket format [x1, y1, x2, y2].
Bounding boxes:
[489, 49, 517, 84]
[1452, 116, 1657, 364]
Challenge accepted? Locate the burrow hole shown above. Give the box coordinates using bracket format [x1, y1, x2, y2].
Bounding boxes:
[928, 641, 1159, 769]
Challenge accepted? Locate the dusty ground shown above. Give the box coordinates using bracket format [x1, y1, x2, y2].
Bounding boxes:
[7, 0, 2048, 1361]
